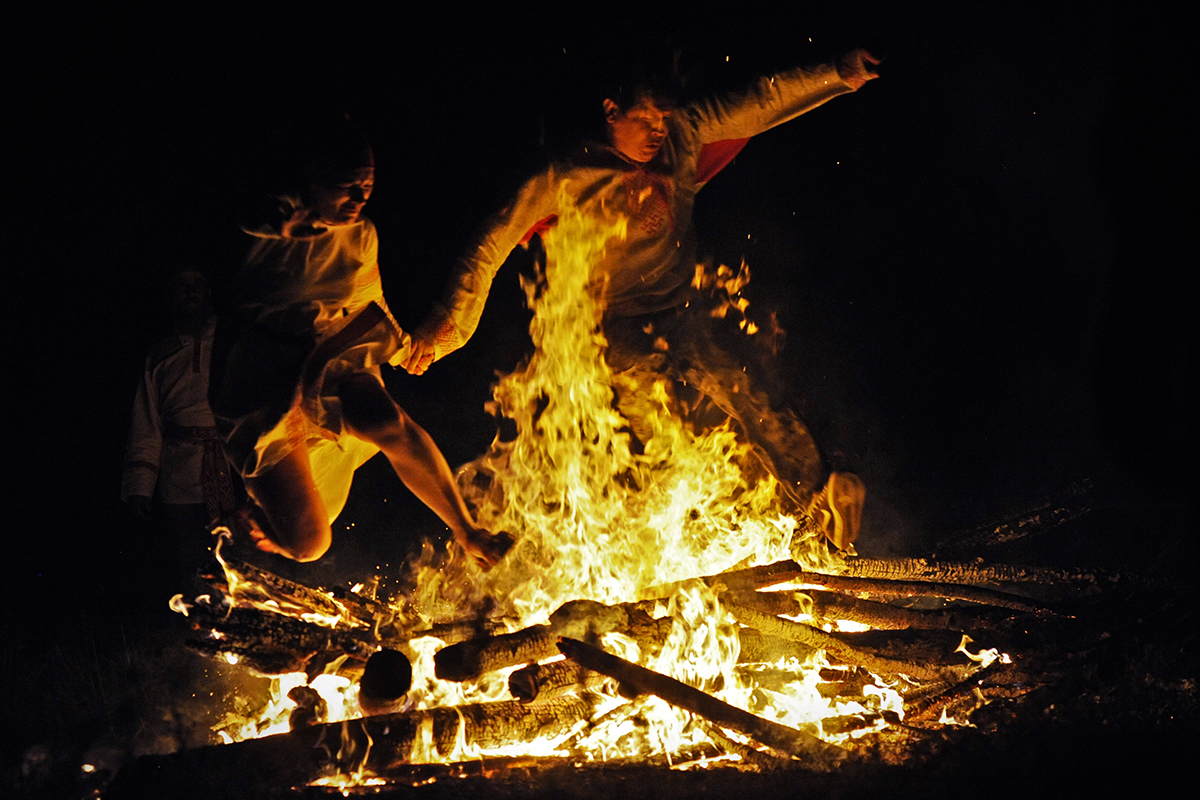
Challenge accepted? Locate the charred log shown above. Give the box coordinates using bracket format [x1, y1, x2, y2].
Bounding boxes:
[434, 599, 669, 681]
[107, 698, 592, 799]
[723, 601, 976, 682]
[833, 557, 1114, 591]
[184, 603, 378, 676]
[558, 637, 847, 767]
[214, 557, 389, 627]
[724, 588, 1016, 631]
[931, 478, 1094, 557]
[509, 659, 609, 703]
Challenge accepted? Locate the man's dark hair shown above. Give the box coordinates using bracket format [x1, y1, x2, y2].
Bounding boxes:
[599, 54, 684, 113]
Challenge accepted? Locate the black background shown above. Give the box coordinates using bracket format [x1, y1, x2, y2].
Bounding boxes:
[9, 0, 1191, 672]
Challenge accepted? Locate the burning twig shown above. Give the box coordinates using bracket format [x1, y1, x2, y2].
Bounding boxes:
[557, 637, 848, 767]
[903, 660, 1011, 722]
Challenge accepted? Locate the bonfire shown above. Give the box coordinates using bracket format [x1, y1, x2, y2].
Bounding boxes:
[106, 196, 1148, 798]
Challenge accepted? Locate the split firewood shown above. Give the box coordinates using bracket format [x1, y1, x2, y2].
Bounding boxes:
[723, 588, 1015, 631]
[558, 637, 847, 768]
[723, 601, 976, 683]
[508, 659, 609, 703]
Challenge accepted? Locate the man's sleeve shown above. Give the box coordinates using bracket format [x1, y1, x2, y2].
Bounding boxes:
[687, 62, 854, 185]
[121, 355, 163, 501]
[426, 170, 560, 360]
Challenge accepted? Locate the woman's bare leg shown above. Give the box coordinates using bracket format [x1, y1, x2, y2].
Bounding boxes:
[243, 443, 333, 562]
[338, 374, 509, 567]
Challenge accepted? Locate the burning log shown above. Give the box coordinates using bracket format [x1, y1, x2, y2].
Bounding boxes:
[724, 589, 1015, 631]
[215, 556, 390, 627]
[365, 697, 593, 768]
[434, 599, 668, 681]
[661, 559, 1050, 613]
[558, 637, 847, 767]
[106, 697, 592, 799]
[734, 628, 818, 664]
[184, 602, 378, 676]
[437, 601, 820, 682]
[832, 557, 1113, 590]
[508, 659, 609, 703]
[723, 601, 976, 682]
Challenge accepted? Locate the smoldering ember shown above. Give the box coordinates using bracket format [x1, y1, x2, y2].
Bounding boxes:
[8, 9, 1193, 800]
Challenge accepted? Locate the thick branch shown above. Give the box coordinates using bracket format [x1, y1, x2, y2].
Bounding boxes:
[107, 698, 591, 799]
[216, 557, 387, 627]
[833, 557, 1112, 589]
[644, 560, 1048, 611]
[724, 589, 1015, 631]
[435, 600, 670, 681]
[558, 637, 847, 768]
[509, 659, 609, 703]
[723, 601, 974, 683]
[185, 603, 377, 676]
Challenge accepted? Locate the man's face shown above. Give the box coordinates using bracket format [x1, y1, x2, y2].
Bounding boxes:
[605, 98, 671, 163]
[309, 166, 375, 226]
[172, 270, 210, 316]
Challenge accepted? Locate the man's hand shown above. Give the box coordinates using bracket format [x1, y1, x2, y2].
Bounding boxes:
[837, 48, 881, 91]
[456, 528, 515, 570]
[401, 335, 437, 375]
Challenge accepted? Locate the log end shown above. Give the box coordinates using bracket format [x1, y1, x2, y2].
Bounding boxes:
[434, 640, 482, 682]
[358, 649, 413, 715]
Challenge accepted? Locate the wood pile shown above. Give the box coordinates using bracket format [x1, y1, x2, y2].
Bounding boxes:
[106, 545, 1134, 799]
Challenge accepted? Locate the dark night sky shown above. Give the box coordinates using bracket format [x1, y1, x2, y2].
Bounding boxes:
[9, 4, 1192, 609]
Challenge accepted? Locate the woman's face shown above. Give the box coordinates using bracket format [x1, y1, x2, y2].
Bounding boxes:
[309, 166, 375, 226]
